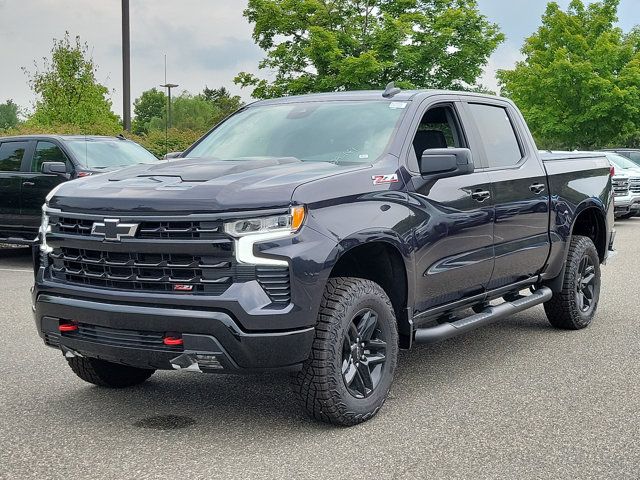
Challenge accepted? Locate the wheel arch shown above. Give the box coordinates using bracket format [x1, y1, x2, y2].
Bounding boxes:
[326, 234, 414, 348]
[546, 202, 607, 293]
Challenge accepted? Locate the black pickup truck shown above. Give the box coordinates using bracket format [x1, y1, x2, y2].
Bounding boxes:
[33, 89, 615, 426]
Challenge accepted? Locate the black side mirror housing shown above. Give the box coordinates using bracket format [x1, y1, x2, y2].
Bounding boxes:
[419, 148, 474, 178]
[41, 162, 68, 176]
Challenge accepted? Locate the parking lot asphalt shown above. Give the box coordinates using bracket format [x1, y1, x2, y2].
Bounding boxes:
[1, 222, 639, 480]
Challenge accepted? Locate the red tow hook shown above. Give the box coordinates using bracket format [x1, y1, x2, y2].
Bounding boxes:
[163, 336, 184, 346]
[58, 323, 78, 332]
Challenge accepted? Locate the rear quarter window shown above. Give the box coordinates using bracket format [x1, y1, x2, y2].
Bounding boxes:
[0, 141, 28, 171]
[467, 104, 523, 169]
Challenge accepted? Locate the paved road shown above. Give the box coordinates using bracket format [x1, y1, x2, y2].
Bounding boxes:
[1, 222, 639, 480]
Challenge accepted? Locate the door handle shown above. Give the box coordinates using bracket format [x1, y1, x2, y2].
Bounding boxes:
[529, 183, 546, 194]
[22, 181, 35, 187]
[471, 190, 491, 202]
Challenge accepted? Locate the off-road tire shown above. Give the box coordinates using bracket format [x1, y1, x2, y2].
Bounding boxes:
[544, 235, 601, 330]
[67, 356, 155, 388]
[291, 277, 399, 426]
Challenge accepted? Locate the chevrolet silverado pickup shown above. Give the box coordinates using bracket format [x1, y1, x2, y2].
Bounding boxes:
[33, 89, 615, 426]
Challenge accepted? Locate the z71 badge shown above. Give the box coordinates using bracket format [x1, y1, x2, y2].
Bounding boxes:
[372, 174, 399, 185]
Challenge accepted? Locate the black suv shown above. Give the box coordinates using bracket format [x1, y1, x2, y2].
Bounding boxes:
[0, 135, 157, 244]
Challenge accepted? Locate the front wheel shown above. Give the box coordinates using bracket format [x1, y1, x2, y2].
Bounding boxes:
[544, 235, 601, 330]
[291, 277, 398, 426]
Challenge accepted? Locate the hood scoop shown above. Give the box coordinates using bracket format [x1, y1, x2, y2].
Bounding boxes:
[107, 157, 303, 183]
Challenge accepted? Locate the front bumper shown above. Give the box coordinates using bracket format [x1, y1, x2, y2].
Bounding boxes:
[614, 193, 640, 216]
[33, 218, 338, 372]
[34, 294, 315, 371]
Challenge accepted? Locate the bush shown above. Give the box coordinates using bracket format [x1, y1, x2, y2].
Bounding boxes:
[125, 128, 203, 158]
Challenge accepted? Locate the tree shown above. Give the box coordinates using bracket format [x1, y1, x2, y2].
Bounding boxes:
[24, 33, 121, 132]
[0, 100, 20, 130]
[147, 92, 223, 132]
[497, 0, 640, 149]
[132, 88, 166, 134]
[235, 0, 504, 98]
[202, 86, 244, 118]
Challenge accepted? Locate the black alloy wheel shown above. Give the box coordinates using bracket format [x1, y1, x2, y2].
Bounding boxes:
[576, 254, 598, 313]
[341, 308, 387, 399]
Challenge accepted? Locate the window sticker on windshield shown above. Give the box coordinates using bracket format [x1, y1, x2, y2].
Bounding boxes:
[359, 154, 369, 159]
[389, 102, 407, 109]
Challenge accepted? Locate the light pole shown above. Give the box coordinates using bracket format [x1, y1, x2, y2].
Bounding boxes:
[160, 83, 179, 128]
[122, 0, 131, 131]
[160, 82, 178, 157]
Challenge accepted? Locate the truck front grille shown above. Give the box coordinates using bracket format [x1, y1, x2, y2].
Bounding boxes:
[613, 177, 630, 196]
[50, 216, 223, 240]
[629, 178, 640, 194]
[45, 211, 292, 304]
[50, 247, 234, 294]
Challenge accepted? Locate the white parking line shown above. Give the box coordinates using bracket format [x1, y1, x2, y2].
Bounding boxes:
[0, 268, 32, 273]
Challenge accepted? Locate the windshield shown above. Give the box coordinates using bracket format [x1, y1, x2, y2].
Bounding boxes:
[187, 100, 407, 164]
[606, 153, 638, 170]
[64, 138, 158, 169]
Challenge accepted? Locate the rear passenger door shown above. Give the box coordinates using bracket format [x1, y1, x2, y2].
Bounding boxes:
[20, 140, 70, 229]
[0, 140, 30, 238]
[463, 100, 550, 288]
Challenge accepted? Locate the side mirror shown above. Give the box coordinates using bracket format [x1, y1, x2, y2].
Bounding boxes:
[41, 162, 68, 176]
[163, 151, 183, 160]
[420, 148, 474, 178]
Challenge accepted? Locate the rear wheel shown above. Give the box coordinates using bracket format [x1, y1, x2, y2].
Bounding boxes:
[67, 356, 155, 388]
[291, 277, 398, 426]
[544, 235, 601, 330]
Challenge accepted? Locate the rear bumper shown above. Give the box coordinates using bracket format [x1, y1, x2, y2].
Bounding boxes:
[34, 294, 314, 372]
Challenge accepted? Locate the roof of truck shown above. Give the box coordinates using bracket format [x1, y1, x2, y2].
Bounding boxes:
[251, 89, 509, 105]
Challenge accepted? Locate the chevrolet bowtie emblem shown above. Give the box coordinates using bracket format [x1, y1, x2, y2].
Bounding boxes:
[91, 218, 138, 241]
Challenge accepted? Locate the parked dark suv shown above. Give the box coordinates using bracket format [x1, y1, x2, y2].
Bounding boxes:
[0, 135, 157, 244]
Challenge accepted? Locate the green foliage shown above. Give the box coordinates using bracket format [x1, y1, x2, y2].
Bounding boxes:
[23, 33, 121, 132]
[497, 0, 640, 149]
[0, 100, 20, 130]
[126, 128, 203, 158]
[3, 122, 123, 137]
[202, 86, 243, 118]
[132, 88, 166, 134]
[129, 86, 245, 156]
[235, 0, 504, 98]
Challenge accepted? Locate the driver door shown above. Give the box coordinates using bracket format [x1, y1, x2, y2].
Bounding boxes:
[405, 101, 495, 316]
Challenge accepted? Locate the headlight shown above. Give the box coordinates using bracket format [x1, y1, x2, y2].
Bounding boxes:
[224, 206, 306, 237]
[39, 205, 52, 254]
[224, 206, 306, 267]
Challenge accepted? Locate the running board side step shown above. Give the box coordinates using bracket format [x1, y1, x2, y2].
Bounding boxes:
[414, 287, 553, 344]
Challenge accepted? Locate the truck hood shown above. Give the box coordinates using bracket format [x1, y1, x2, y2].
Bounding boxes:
[49, 157, 367, 214]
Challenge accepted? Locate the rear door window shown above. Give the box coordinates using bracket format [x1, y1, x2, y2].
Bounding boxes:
[32, 141, 69, 173]
[467, 104, 523, 168]
[0, 141, 28, 171]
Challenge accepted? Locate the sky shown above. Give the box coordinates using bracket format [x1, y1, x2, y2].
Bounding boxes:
[0, 0, 638, 118]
